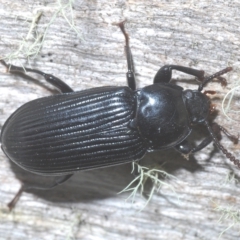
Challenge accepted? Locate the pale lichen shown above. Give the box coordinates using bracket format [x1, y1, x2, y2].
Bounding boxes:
[119, 162, 177, 210]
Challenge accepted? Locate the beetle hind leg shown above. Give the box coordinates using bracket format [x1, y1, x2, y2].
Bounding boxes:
[7, 174, 73, 210]
[0, 60, 73, 93]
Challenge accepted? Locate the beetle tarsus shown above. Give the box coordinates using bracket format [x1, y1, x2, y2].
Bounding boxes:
[0, 59, 13, 73]
[7, 185, 25, 211]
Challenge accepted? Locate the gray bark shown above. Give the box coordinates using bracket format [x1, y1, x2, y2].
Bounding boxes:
[0, 0, 240, 239]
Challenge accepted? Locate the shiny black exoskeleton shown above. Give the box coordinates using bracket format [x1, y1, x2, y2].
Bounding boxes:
[0, 22, 239, 209]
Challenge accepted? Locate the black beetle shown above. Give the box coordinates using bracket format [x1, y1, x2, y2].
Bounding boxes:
[0, 22, 239, 209]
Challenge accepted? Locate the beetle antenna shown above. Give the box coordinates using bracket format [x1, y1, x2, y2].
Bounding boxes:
[198, 67, 232, 91]
[205, 121, 240, 168]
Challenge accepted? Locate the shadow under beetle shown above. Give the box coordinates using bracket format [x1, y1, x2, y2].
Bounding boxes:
[0, 22, 239, 210]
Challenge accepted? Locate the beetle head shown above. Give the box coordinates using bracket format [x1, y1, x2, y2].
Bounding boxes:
[183, 66, 232, 125]
[183, 67, 240, 169]
[182, 90, 210, 124]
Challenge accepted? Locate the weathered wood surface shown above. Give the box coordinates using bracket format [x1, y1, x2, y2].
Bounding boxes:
[0, 0, 240, 239]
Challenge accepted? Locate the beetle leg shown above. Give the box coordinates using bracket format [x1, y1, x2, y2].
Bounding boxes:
[175, 122, 238, 157]
[24, 174, 74, 191]
[7, 174, 73, 210]
[153, 65, 205, 84]
[174, 139, 193, 155]
[0, 60, 73, 93]
[175, 137, 213, 161]
[191, 137, 213, 153]
[117, 21, 136, 91]
[179, 123, 224, 154]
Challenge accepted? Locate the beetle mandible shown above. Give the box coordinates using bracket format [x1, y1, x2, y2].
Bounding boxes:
[0, 22, 239, 209]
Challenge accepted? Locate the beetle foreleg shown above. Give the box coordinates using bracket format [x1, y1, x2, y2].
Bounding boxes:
[175, 122, 239, 162]
[174, 139, 193, 155]
[175, 137, 212, 157]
